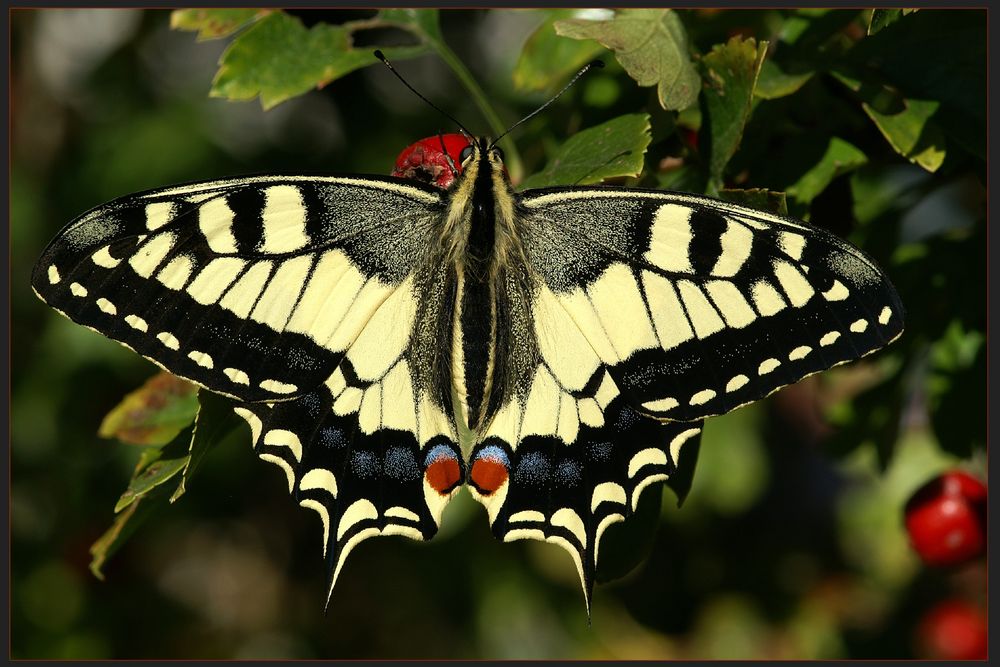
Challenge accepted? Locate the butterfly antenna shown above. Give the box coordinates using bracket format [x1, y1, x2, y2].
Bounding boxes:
[489, 59, 604, 150]
[374, 50, 474, 140]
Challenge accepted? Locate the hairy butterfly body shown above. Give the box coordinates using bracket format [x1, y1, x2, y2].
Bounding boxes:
[32, 135, 903, 609]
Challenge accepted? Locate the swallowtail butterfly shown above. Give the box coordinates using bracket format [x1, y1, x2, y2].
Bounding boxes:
[31, 65, 903, 611]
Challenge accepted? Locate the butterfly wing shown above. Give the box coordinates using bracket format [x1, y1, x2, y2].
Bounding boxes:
[468, 185, 903, 606]
[465, 261, 704, 609]
[234, 262, 464, 603]
[519, 187, 905, 423]
[32, 175, 465, 599]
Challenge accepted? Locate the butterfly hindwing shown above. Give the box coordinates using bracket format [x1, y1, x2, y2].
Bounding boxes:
[520, 187, 905, 422]
[31, 175, 446, 403]
[466, 272, 705, 607]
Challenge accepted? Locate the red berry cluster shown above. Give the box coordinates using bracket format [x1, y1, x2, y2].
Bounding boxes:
[905, 471, 986, 566]
[904, 471, 987, 660]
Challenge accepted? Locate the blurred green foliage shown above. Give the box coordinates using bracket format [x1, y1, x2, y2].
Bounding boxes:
[11, 8, 985, 659]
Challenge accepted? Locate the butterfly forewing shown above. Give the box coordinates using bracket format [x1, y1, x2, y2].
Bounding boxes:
[518, 187, 905, 423]
[32, 176, 446, 403]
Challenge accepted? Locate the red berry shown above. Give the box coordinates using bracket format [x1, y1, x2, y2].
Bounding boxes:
[904, 471, 986, 567]
[391, 134, 470, 189]
[917, 600, 988, 660]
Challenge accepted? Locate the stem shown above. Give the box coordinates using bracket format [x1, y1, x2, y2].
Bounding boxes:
[430, 39, 524, 182]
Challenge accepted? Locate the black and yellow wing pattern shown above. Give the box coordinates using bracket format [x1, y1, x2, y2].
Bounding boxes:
[32, 140, 903, 609]
[32, 175, 466, 602]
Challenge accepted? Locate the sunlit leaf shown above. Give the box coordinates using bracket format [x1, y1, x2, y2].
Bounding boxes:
[832, 72, 946, 172]
[114, 453, 189, 513]
[212, 11, 428, 109]
[98, 372, 199, 446]
[700, 36, 767, 188]
[88, 499, 139, 581]
[556, 9, 700, 110]
[754, 58, 813, 100]
[785, 137, 867, 206]
[170, 8, 270, 40]
[519, 113, 651, 190]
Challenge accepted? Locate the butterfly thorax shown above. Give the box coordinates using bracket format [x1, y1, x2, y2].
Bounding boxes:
[444, 139, 534, 437]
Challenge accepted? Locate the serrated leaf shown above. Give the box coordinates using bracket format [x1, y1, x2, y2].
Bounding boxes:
[170, 391, 243, 503]
[519, 113, 651, 190]
[754, 58, 813, 100]
[832, 71, 946, 173]
[785, 136, 867, 206]
[720, 188, 788, 216]
[513, 10, 607, 93]
[170, 9, 270, 40]
[212, 11, 428, 109]
[700, 36, 767, 188]
[555, 9, 699, 111]
[98, 372, 199, 446]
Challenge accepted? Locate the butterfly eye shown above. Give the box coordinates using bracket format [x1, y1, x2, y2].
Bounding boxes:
[459, 145, 474, 163]
[491, 146, 505, 162]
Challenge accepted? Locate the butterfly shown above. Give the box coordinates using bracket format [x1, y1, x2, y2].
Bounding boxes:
[31, 73, 904, 612]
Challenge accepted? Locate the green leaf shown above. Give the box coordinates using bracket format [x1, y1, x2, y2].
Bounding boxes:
[212, 11, 428, 109]
[719, 188, 788, 216]
[513, 10, 607, 93]
[98, 372, 199, 446]
[700, 36, 767, 188]
[170, 391, 243, 503]
[114, 452, 189, 513]
[754, 58, 813, 100]
[845, 10, 984, 160]
[89, 498, 140, 580]
[170, 8, 269, 40]
[867, 9, 904, 35]
[370, 8, 443, 43]
[785, 136, 867, 206]
[832, 71, 946, 173]
[825, 357, 906, 470]
[927, 322, 985, 459]
[519, 113, 651, 190]
[89, 391, 240, 579]
[555, 9, 700, 111]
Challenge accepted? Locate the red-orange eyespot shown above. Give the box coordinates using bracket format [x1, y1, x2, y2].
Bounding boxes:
[470, 445, 510, 495]
[423, 444, 462, 495]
